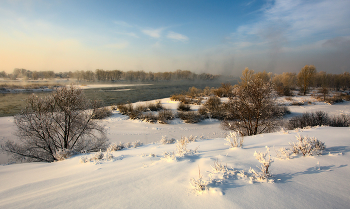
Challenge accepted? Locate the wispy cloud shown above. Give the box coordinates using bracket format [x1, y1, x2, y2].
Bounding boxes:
[142, 28, 164, 38]
[167, 31, 189, 42]
[245, 0, 255, 6]
[115, 31, 139, 38]
[230, 0, 350, 50]
[113, 20, 133, 27]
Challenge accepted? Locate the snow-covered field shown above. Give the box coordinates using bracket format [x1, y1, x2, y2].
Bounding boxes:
[0, 97, 350, 208]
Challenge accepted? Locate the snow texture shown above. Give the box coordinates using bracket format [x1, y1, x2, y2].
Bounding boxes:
[0, 97, 350, 208]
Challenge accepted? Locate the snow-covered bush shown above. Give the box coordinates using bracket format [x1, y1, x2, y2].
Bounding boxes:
[117, 103, 142, 119]
[176, 137, 190, 157]
[80, 150, 113, 163]
[107, 143, 124, 152]
[290, 135, 325, 156]
[117, 103, 129, 115]
[90, 150, 104, 161]
[225, 131, 243, 148]
[160, 136, 175, 144]
[157, 109, 174, 124]
[274, 147, 292, 159]
[249, 146, 273, 182]
[104, 151, 114, 161]
[211, 159, 228, 173]
[54, 149, 74, 161]
[141, 112, 157, 123]
[178, 111, 202, 123]
[92, 107, 112, 119]
[132, 141, 143, 148]
[147, 100, 163, 111]
[167, 136, 198, 158]
[287, 111, 329, 129]
[190, 167, 207, 193]
[163, 151, 176, 161]
[200, 96, 224, 119]
[181, 135, 197, 142]
[79, 156, 89, 163]
[162, 136, 198, 161]
[329, 114, 350, 127]
[124, 142, 132, 148]
[177, 102, 191, 111]
[170, 94, 186, 102]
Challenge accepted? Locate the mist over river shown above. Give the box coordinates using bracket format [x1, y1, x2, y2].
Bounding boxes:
[0, 81, 236, 117]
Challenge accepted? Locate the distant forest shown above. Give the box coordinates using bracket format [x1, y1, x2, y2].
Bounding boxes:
[0, 66, 349, 91]
[0, 69, 220, 82]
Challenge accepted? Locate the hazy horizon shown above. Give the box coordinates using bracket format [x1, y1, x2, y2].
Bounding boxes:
[1, 0, 349, 75]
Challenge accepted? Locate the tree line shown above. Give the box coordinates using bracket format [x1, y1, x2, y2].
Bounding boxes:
[1, 66, 349, 92]
[272, 65, 350, 96]
[0, 69, 220, 82]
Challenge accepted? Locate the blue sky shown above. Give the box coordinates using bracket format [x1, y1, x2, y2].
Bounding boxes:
[0, 0, 349, 75]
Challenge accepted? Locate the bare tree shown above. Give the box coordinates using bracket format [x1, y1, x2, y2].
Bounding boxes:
[2, 85, 108, 162]
[222, 68, 282, 136]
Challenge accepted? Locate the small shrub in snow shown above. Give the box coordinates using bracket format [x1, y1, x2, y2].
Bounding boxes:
[274, 146, 292, 159]
[117, 103, 142, 119]
[124, 142, 132, 148]
[111, 105, 117, 110]
[141, 112, 157, 123]
[198, 105, 208, 117]
[174, 136, 198, 158]
[279, 128, 289, 134]
[176, 137, 190, 157]
[162, 136, 198, 161]
[325, 95, 343, 104]
[135, 104, 147, 112]
[107, 142, 127, 152]
[117, 103, 129, 115]
[54, 149, 74, 161]
[90, 150, 104, 161]
[287, 111, 350, 129]
[147, 101, 163, 111]
[290, 135, 325, 156]
[329, 114, 350, 127]
[225, 131, 244, 148]
[160, 136, 176, 144]
[80, 150, 113, 163]
[170, 94, 185, 102]
[132, 140, 143, 148]
[201, 96, 224, 119]
[187, 135, 197, 142]
[157, 109, 174, 124]
[104, 151, 114, 161]
[92, 107, 112, 119]
[177, 102, 191, 111]
[80, 156, 89, 163]
[249, 146, 273, 182]
[190, 167, 207, 193]
[287, 111, 329, 129]
[275, 106, 291, 116]
[178, 111, 202, 123]
[211, 159, 228, 173]
[163, 151, 176, 161]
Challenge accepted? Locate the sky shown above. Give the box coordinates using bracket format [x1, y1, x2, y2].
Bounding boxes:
[0, 0, 350, 75]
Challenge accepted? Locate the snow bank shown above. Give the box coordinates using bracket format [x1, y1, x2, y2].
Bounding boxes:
[0, 126, 349, 208]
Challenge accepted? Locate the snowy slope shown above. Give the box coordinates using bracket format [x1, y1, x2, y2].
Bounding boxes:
[0, 126, 349, 209]
[0, 97, 350, 208]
